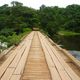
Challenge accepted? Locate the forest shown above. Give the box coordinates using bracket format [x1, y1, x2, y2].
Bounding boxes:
[0, 1, 80, 50]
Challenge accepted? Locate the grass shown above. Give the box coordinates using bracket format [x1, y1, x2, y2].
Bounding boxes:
[58, 31, 80, 36]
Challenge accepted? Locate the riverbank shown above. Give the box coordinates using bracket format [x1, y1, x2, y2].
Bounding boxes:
[58, 31, 80, 36]
[49, 30, 80, 60]
[49, 30, 80, 51]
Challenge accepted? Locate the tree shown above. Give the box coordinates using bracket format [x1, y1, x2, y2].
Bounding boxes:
[11, 1, 23, 7]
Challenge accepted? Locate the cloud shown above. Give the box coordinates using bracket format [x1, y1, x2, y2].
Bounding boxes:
[0, 0, 80, 9]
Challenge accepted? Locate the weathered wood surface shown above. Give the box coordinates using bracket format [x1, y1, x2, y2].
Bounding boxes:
[38, 31, 80, 80]
[0, 32, 34, 80]
[21, 32, 51, 80]
[0, 31, 80, 80]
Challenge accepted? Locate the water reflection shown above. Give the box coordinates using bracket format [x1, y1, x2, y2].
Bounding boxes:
[59, 35, 80, 51]
[69, 51, 80, 60]
[51, 35, 80, 60]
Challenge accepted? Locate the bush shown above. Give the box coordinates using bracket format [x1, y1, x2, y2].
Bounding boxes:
[22, 28, 32, 32]
[0, 28, 14, 36]
[7, 33, 21, 47]
[0, 35, 7, 42]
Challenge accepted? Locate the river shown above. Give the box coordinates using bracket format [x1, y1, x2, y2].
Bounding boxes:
[52, 35, 80, 60]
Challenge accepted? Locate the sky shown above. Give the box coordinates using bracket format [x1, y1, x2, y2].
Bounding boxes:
[0, 0, 80, 9]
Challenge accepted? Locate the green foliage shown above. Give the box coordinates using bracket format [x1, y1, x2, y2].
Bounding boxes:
[39, 4, 80, 38]
[39, 6, 62, 36]
[7, 33, 20, 46]
[0, 1, 39, 33]
[61, 4, 80, 32]
[0, 36, 7, 43]
[22, 28, 32, 32]
[58, 31, 80, 36]
[0, 1, 38, 48]
[0, 1, 80, 48]
[0, 28, 14, 36]
[0, 28, 31, 47]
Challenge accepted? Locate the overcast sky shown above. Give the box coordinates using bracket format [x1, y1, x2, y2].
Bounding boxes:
[0, 0, 80, 9]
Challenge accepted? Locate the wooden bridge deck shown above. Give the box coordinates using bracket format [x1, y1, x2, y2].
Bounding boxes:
[0, 31, 80, 80]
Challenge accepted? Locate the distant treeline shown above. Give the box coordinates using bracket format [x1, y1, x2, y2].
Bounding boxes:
[0, 1, 80, 47]
[0, 1, 39, 36]
[39, 4, 80, 36]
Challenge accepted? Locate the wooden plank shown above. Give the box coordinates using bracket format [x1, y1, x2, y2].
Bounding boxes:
[1, 68, 15, 80]
[38, 32, 71, 80]
[48, 35, 80, 68]
[51, 67, 61, 80]
[50, 46, 80, 80]
[38, 32, 62, 80]
[38, 33, 54, 62]
[44, 43, 71, 80]
[0, 31, 34, 79]
[42, 45, 61, 80]
[10, 75, 21, 80]
[0, 46, 14, 59]
[62, 49, 80, 68]
[41, 44, 61, 80]
[9, 46, 26, 68]
[14, 41, 31, 74]
[0, 47, 19, 78]
[14, 32, 34, 75]
[21, 31, 51, 80]
[42, 31, 80, 80]
[1, 46, 14, 55]
[39, 34, 55, 67]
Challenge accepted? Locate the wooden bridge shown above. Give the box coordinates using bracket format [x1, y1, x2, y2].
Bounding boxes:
[0, 31, 80, 80]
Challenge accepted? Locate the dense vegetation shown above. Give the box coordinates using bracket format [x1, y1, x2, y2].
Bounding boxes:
[39, 5, 80, 50]
[39, 5, 80, 35]
[0, 1, 38, 49]
[0, 1, 80, 50]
